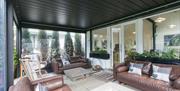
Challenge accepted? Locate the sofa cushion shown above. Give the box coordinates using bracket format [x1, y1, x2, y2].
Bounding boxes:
[63, 63, 87, 70]
[13, 77, 33, 91]
[128, 63, 143, 75]
[151, 65, 172, 82]
[70, 57, 86, 63]
[142, 62, 152, 76]
[117, 72, 171, 91]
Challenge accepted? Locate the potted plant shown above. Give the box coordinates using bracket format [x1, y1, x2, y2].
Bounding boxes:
[127, 49, 180, 65]
[90, 47, 110, 59]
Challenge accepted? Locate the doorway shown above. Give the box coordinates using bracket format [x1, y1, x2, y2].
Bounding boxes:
[111, 26, 121, 68]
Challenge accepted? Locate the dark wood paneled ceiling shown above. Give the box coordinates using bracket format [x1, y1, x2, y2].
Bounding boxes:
[13, 0, 180, 32]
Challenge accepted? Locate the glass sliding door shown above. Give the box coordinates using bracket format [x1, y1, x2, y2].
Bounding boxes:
[0, 0, 6, 90]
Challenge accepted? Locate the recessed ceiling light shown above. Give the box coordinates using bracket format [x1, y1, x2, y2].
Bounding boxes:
[133, 32, 136, 34]
[155, 17, 166, 23]
[94, 34, 98, 38]
[99, 35, 103, 38]
[169, 24, 176, 29]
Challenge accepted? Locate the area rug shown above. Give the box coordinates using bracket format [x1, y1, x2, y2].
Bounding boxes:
[91, 82, 140, 91]
[64, 75, 106, 91]
[92, 70, 114, 82]
[64, 75, 140, 91]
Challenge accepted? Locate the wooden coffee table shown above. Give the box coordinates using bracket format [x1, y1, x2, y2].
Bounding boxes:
[64, 67, 93, 81]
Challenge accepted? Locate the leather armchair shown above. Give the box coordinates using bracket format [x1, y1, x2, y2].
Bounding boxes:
[9, 76, 71, 91]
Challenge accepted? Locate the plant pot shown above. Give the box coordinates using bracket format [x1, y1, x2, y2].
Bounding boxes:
[90, 53, 110, 59]
[135, 56, 147, 61]
[134, 57, 180, 65]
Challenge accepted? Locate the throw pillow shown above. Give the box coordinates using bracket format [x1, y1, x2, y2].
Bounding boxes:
[61, 58, 70, 65]
[35, 83, 48, 91]
[151, 65, 172, 82]
[61, 53, 70, 65]
[128, 63, 143, 75]
[142, 62, 152, 76]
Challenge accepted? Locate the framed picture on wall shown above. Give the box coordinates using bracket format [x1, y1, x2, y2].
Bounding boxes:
[164, 34, 180, 46]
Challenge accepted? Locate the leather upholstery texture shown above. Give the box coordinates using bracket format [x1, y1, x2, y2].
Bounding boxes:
[51, 57, 91, 74]
[115, 61, 180, 91]
[9, 76, 71, 91]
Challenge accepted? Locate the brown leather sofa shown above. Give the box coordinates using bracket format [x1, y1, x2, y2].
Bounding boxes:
[51, 57, 91, 74]
[114, 61, 180, 91]
[9, 76, 71, 91]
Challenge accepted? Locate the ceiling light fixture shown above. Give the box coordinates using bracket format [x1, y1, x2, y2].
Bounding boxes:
[169, 24, 176, 29]
[99, 35, 103, 38]
[94, 34, 98, 38]
[155, 17, 166, 23]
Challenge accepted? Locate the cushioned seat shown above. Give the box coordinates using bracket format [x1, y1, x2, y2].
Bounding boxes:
[117, 72, 173, 91]
[114, 61, 180, 91]
[63, 63, 87, 69]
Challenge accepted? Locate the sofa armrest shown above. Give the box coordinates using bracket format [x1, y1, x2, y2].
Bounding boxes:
[116, 66, 128, 73]
[114, 63, 126, 69]
[113, 63, 127, 80]
[31, 75, 63, 85]
[31, 76, 64, 90]
[51, 60, 63, 74]
[8, 86, 15, 91]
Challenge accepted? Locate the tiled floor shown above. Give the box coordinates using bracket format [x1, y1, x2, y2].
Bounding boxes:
[64, 71, 140, 91]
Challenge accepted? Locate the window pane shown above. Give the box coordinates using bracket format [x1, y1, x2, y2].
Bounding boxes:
[124, 23, 136, 56]
[143, 10, 180, 59]
[0, 0, 6, 90]
[21, 28, 86, 80]
[143, 19, 153, 51]
[92, 28, 107, 51]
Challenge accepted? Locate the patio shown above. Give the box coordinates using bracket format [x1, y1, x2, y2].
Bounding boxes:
[0, 0, 180, 91]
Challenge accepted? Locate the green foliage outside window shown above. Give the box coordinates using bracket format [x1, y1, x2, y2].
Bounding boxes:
[51, 31, 60, 58]
[13, 49, 19, 78]
[38, 30, 48, 61]
[127, 49, 178, 60]
[22, 29, 32, 54]
[64, 32, 74, 56]
[74, 34, 82, 56]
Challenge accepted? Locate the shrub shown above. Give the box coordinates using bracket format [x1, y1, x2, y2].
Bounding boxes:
[74, 34, 82, 56]
[64, 32, 74, 56]
[51, 31, 60, 58]
[38, 30, 48, 61]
